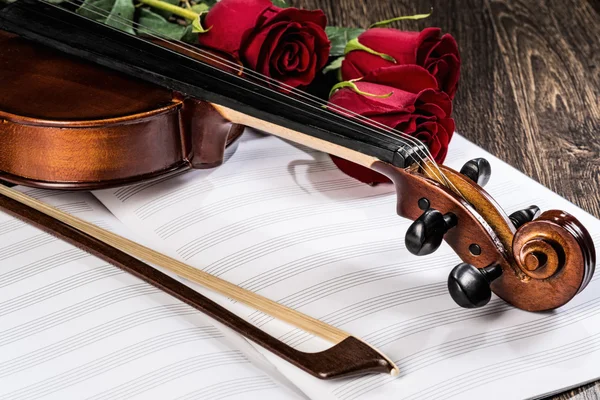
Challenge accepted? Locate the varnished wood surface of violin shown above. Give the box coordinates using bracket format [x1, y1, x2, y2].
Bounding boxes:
[0, 30, 243, 189]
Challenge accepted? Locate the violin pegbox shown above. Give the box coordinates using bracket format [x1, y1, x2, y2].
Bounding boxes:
[374, 160, 596, 312]
[446, 204, 542, 309]
[436, 165, 596, 311]
[447, 209, 595, 310]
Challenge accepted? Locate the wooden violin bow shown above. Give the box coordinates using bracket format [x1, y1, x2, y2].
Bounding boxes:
[0, 184, 399, 379]
[0, 0, 595, 319]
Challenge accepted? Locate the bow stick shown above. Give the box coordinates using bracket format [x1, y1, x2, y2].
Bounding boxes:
[0, 184, 399, 379]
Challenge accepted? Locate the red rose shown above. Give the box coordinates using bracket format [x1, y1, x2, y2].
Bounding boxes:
[198, 0, 330, 88]
[341, 27, 460, 99]
[330, 65, 454, 184]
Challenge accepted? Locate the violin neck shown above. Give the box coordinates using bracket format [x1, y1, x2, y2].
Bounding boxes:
[211, 104, 381, 168]
[0, 0, 423, 169]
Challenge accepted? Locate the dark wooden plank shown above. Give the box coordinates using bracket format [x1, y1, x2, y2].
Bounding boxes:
[487, 0, 600, 218]
[288, 0, 600, 398]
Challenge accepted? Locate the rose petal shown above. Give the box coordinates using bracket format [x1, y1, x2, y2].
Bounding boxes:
[341, 52, 388, 80]
[364, 28, 422, 62]
[341, 28, 425, 81]
[292, 31, 314, 72]
[199, 0, 273, 56]
[300, 22, 330, 70]
[260, 7, 327, 29]
[431, 34, 459, 60]
[243, 21, 289, 74]
[418, 90, 452, 115]
[415, 27, 443, 65]
[281, 55, 317, 87]
[330, 82, 419, 115]
[430, 54, 460, 98]
[362, 65, 439, 93]
[421, 34, 460, 98]
[272, 42, 298, 75]
[328, 79, 455, 183]
[341, 26, 460, 99]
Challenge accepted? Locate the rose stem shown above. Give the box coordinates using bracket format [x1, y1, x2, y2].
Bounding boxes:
[137, 0, 199, 20]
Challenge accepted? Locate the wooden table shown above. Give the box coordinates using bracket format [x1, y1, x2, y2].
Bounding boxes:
[289, 0, 600, 398]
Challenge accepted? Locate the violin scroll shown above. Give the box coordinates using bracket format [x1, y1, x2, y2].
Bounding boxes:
[479, 209, 595, 312]
[374, 159, 596, 312]
[507, 210, 595, 300]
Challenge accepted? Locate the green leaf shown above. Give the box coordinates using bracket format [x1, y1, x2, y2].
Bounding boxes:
[77, 0, 136, 34]
[137, 8, 196, 41]
[181, 24, 198, 43]
[192, 11, 211, 33]
[271, 0, 289, 7]
[325, 26, 365, 57]
[369, 9, 433, 28]
[191, 3, 209, 13]
[322, 56, 344, 75]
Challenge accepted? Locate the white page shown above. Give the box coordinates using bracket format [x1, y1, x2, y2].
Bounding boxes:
[94, 131, 600, 400]
[0, 190, 302, 400]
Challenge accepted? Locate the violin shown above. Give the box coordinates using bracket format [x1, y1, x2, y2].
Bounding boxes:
[0, 0, 595, 313]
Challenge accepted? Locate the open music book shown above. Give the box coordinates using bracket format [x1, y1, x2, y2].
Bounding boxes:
[2, 131, 599, 399]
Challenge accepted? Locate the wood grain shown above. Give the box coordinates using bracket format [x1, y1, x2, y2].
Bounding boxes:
[288, 0, 600, 397]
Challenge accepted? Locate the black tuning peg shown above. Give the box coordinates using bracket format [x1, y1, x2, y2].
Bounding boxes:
[448, 263, 503, 308]
[460, 158, 491, 187]
[405, 209, 457, 256]
[509, 205, 540, 229]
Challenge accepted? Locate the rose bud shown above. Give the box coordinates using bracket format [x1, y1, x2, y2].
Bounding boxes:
[341, 27, 460, 99]
[198, 0, 331, 89]
[329, 65, 454, 184]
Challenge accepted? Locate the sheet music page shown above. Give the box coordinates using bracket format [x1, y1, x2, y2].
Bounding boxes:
[94, 131, 600, 400]
[0, 189, 303, 400]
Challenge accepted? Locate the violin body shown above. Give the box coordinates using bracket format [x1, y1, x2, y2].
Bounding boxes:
[0, 31, 243, 189]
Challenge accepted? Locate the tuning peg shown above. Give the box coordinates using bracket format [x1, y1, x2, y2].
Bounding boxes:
[405, 209, 457, 256]
[509, 205, 540, 229]
[460, 158, 491, 187]
[448, 263, 503, 308]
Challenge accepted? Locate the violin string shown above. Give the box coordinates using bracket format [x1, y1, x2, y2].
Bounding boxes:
[46, 0, 460, 193]
[66, 0, 443, 181]
[56, 0, 455, 187]
[49, 0, 451, 188]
